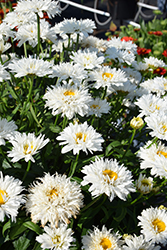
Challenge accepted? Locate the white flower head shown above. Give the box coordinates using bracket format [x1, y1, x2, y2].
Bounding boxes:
[144, 56, 166, 69]
[0, 172, 25, 222]
[43, 82, 91, 119]
[81, 157, 135, 202]
[145, 111, 167, 140]
[8, 55, 53, 78]
[0, 22, 15, 41]
[0, 118, 18, 146]
[26, 172, 84, 227]
[70, 48, 104, 69]
[0, 64, 10, 82]
[135, 174, 153, 194]
[107, 37, 137, 54]
[36, 223, 75, 250]
[81, 225, 122, 250]
[135, 94, 167, 117]
[7, 132, 49, 163]
[122, 234, 160, 250]
[140, 76, 167, 96]
[14, 0, 61, 18]
[138, 206, 167, 245]
[80, 35, 107, 52]
[88, 66, 127, 90]
[0, 39, 11, 54]
[121, 66, 142, 85]
[56, 122, 104, 155]
[87, 97, 110, 117]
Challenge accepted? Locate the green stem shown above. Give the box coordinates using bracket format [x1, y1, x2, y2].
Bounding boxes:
[101, 86, 107, 100]
[23, 42, 27, 58]
[54, 115, 59, 126]
[146, 137, 158, 149]
[122, 129, 136, 158]
[23, 160, 31, 182]
[69, 153, 79, 177]
[81, 195, 102, 213]
[36, 14, 40, 56]
[27, 76, 34, 103]
[0, 54, 3, 65]
[62, 115, 68, 129]
[130, 193, 143, 205]
[75, 33, 80, 52]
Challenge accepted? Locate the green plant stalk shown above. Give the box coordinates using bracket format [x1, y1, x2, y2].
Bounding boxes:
[27, 76, 34, 103]
[24, 42, 27, 58]
[75, 33, 80, 52]
[122, 129, 136, 158]
[130, 193, 143, 205]
[62, 115, 68, 129]
[101, 86, 107, 100]
[0, 54, 4, 65]
[23, 160, 31, 182]
[81, 194, 102, 212]
[36, 13, 40, 56]
[69, 152, 80, 177]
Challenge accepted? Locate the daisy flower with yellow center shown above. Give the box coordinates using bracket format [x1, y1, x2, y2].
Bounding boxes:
[26, 172, 83, 227]
[81, 225, 122, 250]
[43, 82, 91, 120]
[7, 132, 49, 162]
[87, 97, 110, 117]
[36, 223, 75, 250]
[135, 174, 153, 194]
[138, 206, 167, 245]
[145, 111, 167, 140]
[0, 172, 25, 222]
[81, 157, 135, 202]
[56, 122, 104, 155]
[0, 117, 18, 146]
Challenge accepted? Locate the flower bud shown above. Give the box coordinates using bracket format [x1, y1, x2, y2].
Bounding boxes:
[130, 117, 144, 129]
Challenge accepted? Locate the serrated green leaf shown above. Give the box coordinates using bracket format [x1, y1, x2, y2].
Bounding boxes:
[23, 221, 43, 235]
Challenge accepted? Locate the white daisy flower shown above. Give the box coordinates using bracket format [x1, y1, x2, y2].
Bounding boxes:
[138, 206, 167, 245]
[132, 61, 148, 72]
[107, 37, 137, 54]
[135, 94, 167, 117]
[70, 48, 104, 70]
[15, 19, 56, 48]
[43, 82, 91, 119]
[144, 56, 166, 69]
[140, 76, 167, 96]
[87, 97, 110, 117]
[122, 234, 160, 250]
[36, 223, 75, 250]
[116, 49, 136, 65]
[8, 55, 53, 78]
[0, 22, 15, 41]
[81, 35, 107, 52]
[56, 122, 104, 155]
[150, 155, 167, 179]
[88, 66, 127, 90]
[3, 11, 37, 29]
[138, 140, 167, 174]
[0, 64, 10, 82]
[7, 132, 49, 163]
[0, 39, 11, 54]
[0, 118, 17, 146]
[25, 172, 84, 227]
[0, 171, 25, 222]
[81, 225, 122, 250]
[14, 0, 61, 18]
[51, 62, 88, 83]
[81, 157, 135, 202]
[121, 67, 142, 85]
[57, 18, 96, 37]
[145, 111, 167, 140]
[110, 81, 140, 100]
[135, 174, 153, 194]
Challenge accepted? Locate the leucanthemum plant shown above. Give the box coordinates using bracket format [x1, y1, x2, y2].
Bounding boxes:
[1, 1, 167, 249]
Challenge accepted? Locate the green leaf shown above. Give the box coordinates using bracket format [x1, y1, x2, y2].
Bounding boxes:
[23, 221, 43, 235]
[32, 242, 42, 250]
[49, 124, 61, 133]
[9, 224, 27, 240]
[2, 220, 11, 236]
[30, 104, 42, 128]
[113, 206, 127, 222]
[105, 141, 121, 156]
[2, 159, 12, 169]
[13, 233, 31, 250]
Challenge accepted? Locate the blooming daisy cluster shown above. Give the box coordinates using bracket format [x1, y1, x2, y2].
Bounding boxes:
[1, 1, 167, 249]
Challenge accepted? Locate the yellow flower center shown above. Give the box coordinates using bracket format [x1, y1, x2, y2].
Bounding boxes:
[23, 144, 33, 155]
[152, 218, 166, 233]
[63, 90, 75, 96]
[52, 235, 61, 245]
[90, 104, 100, 109]
[48, 188, 58, 198]
[155, 105, 160, 110]
[102, 72, 114, 80]
[103, 170, 118, 181]
[162, 124, 167, 133]
[75, 132, 87, 143]
[0, 190, 7, 205]
[100, 238, 112, 249]
[157, 151, 167, 158]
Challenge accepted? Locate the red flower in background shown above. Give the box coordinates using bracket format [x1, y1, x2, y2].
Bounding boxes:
[134, 28, 140, 32]
[153, 67, 166, 75]
[148, 31, 163, 36]
[148, 31, 154, 35]
[137, 47, 151, 55]
[121, 36, 134, 42]
[162, 50, 167, 57]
